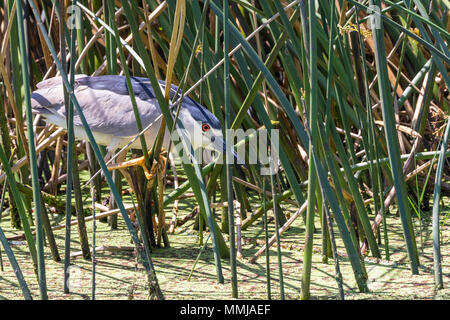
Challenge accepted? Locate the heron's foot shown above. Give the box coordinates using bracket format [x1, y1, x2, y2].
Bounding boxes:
[107, 149, 167, 181]
[141, 151, 167, 180]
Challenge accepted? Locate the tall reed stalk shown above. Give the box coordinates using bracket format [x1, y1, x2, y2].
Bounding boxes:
[16, 0, 47, 299]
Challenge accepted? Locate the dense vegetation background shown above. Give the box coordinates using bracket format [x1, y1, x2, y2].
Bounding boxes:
[0, 0, 448, 299]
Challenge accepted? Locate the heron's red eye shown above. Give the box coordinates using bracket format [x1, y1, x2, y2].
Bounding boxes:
[202, 123, 211, 132]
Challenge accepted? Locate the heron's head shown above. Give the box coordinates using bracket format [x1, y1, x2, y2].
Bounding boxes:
[177, 99, 243, 165]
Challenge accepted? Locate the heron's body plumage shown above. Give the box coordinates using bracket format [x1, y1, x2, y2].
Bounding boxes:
[31, 75, 222, 153]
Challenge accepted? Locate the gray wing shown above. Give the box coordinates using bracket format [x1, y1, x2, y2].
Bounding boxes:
[31, 75, 177, 137]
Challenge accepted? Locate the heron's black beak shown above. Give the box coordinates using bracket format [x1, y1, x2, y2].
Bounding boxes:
[222, 140, 246, 167]
[208, 135, 245, 167]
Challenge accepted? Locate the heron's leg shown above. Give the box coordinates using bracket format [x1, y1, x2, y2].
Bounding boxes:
[103, 149, 114, 164]
[107, 150, 154, 180]
[155, 155, 168, 247]
[107, 149, 167, 181]
[104, 138, 121, 164]
[114, 150, 134, 190]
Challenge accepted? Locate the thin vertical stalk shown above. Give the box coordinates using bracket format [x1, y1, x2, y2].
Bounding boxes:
[270, 164, 284, 300]
[103, 0, 118, 229]
[301, 0, 318, 301]
[91, 187, 96, 300]
[0, 178, 5, 227]
[108, 167, 120, 229]
[301, 159, 316, 300]
[223, 0, 238, 299]
[63, 5, 76, 294]
[220, 169, 228, 232]
[16, 0, 47, 299]
[0, 244, 3, 272]
[199, 200, 204, 245]
[75, 0, 87, 74]
[263, 177, 271, 299]
[59, 0, 91, 260]
[322, 202, 344, 300]
[430, 117, 449, 289]
[321, 205, 329, 263]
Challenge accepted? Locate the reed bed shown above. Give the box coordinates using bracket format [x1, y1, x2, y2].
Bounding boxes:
[0, 0, 449, 300]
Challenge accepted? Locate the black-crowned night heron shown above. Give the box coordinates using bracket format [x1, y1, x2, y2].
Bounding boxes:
[31, 75, 237, 180]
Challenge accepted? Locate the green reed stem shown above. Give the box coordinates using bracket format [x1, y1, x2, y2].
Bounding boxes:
[16, 0, 47, 299]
